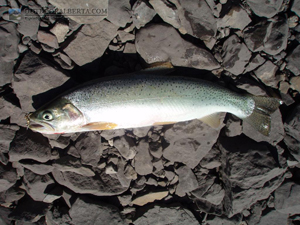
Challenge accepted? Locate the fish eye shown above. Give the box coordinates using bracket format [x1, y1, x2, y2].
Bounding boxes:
[42, 111, 53, 121]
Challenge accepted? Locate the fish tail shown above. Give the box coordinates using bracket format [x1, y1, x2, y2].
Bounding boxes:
[243, 96, 283, 136]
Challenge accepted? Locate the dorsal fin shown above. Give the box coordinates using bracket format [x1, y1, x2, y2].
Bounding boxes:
[143, 62, 174, 75]
[146, 61, 174, 70]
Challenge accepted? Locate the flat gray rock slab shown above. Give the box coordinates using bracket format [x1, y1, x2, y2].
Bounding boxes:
[246, 0, 283, 18]
[52, 168, 129, 196]
[136, 24, 219, 70]
[9, 128, 52, 163]
[133, 205, 199, 225]
[163, 119, 224, 169]
[64, 20, 118, 66]
[69, 197, 126, 225]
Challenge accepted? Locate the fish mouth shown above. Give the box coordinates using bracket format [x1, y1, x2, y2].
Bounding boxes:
[29, 120, 55, 132]
[28, 121, 55, 133]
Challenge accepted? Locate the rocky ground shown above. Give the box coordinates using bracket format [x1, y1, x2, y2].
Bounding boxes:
[0, 0, 300, 224]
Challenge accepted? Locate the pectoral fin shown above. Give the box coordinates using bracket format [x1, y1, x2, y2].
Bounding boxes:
[81, 122, 118, 131]
[198, 113, 221, 128]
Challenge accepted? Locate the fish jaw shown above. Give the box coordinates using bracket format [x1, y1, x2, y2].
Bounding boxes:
[28, 119, 56, 134]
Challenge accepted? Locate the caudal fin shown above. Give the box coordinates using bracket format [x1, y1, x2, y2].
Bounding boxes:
[244, 96, 283, 136]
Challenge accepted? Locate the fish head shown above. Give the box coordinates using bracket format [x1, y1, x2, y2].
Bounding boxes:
[26, 98, 85, 134]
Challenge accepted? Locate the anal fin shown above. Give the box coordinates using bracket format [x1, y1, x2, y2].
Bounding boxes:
[198, 113, 221, 128]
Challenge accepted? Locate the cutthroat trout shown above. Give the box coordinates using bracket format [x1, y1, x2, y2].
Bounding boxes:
[26, 74, 282, 135]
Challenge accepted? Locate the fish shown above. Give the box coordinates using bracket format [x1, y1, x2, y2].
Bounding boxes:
[26, 72, 282, 135]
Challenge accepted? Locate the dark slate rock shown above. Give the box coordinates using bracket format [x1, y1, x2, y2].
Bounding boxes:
[53, 52, 75, 70]
[0, 186, 25, 205]
[290, 76, 300, 92]
[115, 159, 132, 188]
[53, 155, 95, 177]
[194, 182, 224, 210]
[52, 168, 129, 196]
[149, 0, 217, 43]
[47, 134, 71, 149]
[132, 0, 156, 29]
[291, 0, 300, 17]
[263, 16, 288, 56]
[254, 60, 279, 88]
[0, 206, 12, 225]
[163, 119, 224, 169]
[132, 126, 151, 138]
[217, 6, 251, 31]
[199, 147, 222, 170]
[8, 195, 51, 222]
[69, 197, 126, 225]
[148, 0, 181, 30]
[175, 165, 198, 197]
[113, 136, 136, 160]
[205, 215, 243, 225]
[257, 210, 288, 225]
[244, 54, 266, 73]
[245, 202, 264, 225]
[0, 22, 19, 62]
[284, 104, 300, 162]
[106, 0, 131, 27]
[20, 161, 53, 175]
[37, 30, 59, 49]
[246, 0, 283, 18]
[219, 135, 287, 217]
[222, 35, 252, 75]
[64, 20, 118, 66]
[74, 132, 102, 167]
[45, 205, 72, 225]
[0, 22, 19, 86]
[244, 17, 288, 56]
[0, 60, 14, 87]
[286, 45, 300, 76]
[0, 164, 17, 192]
[0, 125, 18, 164]
[17, 10, 39, 38]
[101, 129, 125, 140]
[22, 169, 55, 202]
[177, 0, 217, 42]
[50, 22, 69, 43]
[136, 24, 219, 70]
[133, 205, 199, 225]
[9, 128, 52, 163]
[133, 140, 153, 175]
[12, 52, 69, 113]
[190, 166, 224, 214]
[244, 20, 270, 52]
[274, 181, 300, 215]
[149, 141, 163, 159]
[234, 76, 267, 96]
